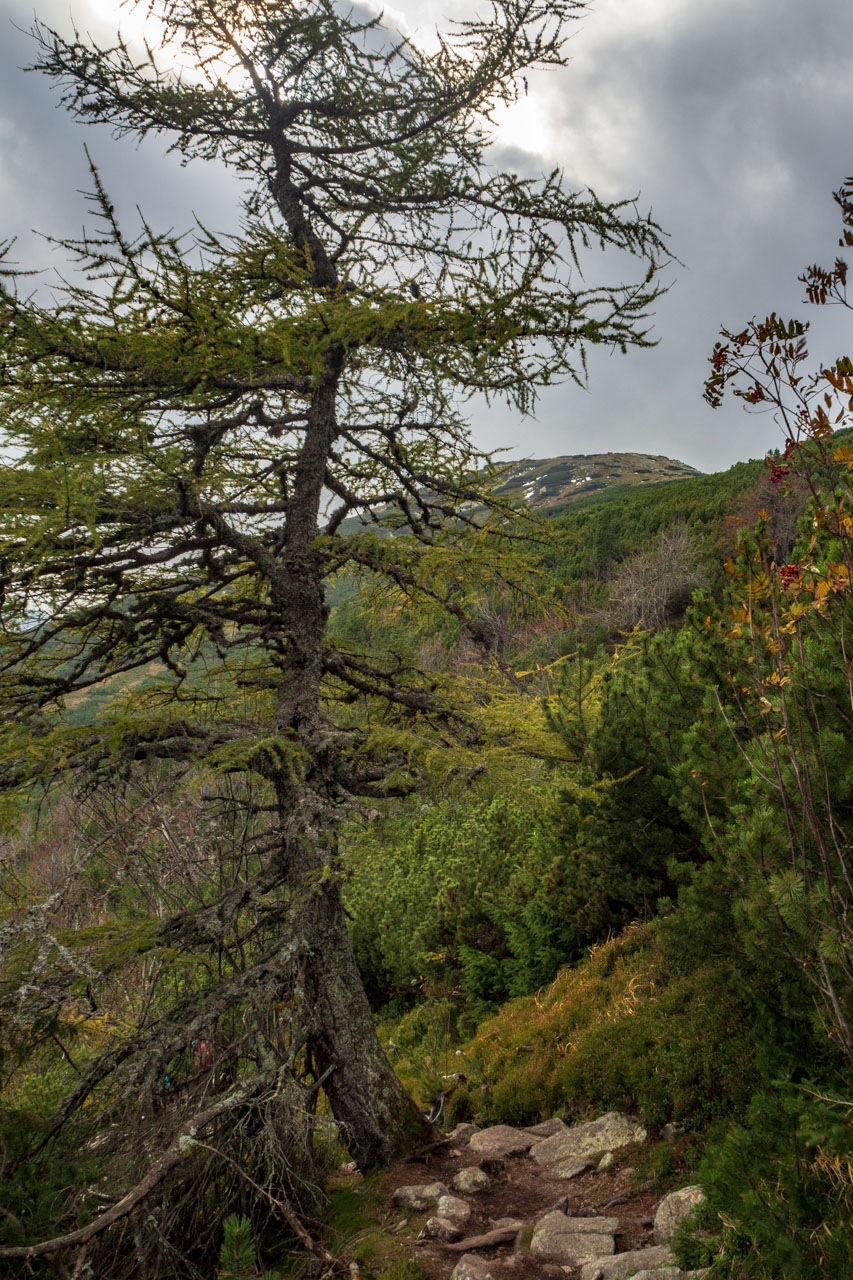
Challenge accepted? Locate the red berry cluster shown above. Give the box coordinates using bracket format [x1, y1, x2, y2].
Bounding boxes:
[769, 464, 790, 484]
[779, 564, 800, 586]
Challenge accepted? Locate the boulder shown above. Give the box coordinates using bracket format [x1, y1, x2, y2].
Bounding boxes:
[392, 1182, 449, 1211]
[531, 1112, 647, 1168]
[468, 1125, 536, 1158]
[453, 1167, 491, 1194]
[597, 1152, 615, 1172]
[437, 1195, 472, 1224]
[419, 1216, 463, 1242]
[579, 1244, 676, 1280]
[448, 1123, 481, 1144]
[619, 1271, 710, 1280]
[654, 1186, 706, 1244]
[550, 1157, 590, 1181]
[450, 1255, 507, 1280]
[525, 1118, 568, 1138]
[529, 1211, 617, 1266]
[609, 1274, 682, 1280]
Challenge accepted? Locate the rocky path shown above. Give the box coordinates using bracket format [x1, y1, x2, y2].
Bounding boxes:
[370, 1113, 708, 1280]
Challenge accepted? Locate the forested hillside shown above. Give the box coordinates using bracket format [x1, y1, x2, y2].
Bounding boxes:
[1, 1, 853, 1278]
[5, 409, 852, 1277]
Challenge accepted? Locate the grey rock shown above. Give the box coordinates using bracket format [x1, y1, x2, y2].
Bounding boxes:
[448, 1123, 481, 1144]
[531, 1112, 648, 1168]
[453, 1166, 491, 1194]
[437, 1195, 472, 1224]
[530, 1211, 617, 1266]
[579, 1244, 676, 1280]
[525, 1118, 569, 1138]
[660, 1123, 681, 1142]
[544, 1196, 568, 1214]
[654, 1186, 705, 1244]
[468, 1125, 536, 1158]
[550, 1157, 591, 1181]
[612, 1272, 682, 1280]
[621, 1271, 710, 1280]
[450, 1254, 507, 1280]
[392, 1181, 450, 1210]
[419, 1216, 463, 1242]
[561, 1217, 620, 1234]
[597, 1152, 616, 1172]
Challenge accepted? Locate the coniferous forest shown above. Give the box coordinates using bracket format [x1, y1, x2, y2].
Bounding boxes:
[1, 2, 853, 1278]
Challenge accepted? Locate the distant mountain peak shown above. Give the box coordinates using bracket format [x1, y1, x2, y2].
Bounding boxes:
[493, 452, 702, 510]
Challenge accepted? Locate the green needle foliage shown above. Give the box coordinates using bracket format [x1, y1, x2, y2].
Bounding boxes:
[0, 0, 666, 1272]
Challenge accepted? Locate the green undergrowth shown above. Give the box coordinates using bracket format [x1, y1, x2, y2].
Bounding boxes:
[322, 1177, 429, 1280]
[385, 925, 759, 1133]
[346, 791, 581, 1017]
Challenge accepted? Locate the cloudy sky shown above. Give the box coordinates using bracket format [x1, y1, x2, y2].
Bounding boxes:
[1, 0, 851, 473]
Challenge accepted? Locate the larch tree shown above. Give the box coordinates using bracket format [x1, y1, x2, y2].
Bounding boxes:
[0, 0, 666, 1271]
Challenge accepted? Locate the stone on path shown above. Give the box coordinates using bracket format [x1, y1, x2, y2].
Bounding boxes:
[448, 1123, 481, 1144]
[392, 1182, 449, 1211]
[579, 1244, 676, 1280]
[524, 1118, 568, 1138]
[597, 1151, 615, 1171]
[529, 1211, 618, 1266]
[450, 1254, 508, 1280]
[419, 1216, 463, 1242]
[468, 1125, 536, 1158]
[617, 1270, 710, 1280]
[550, 1157, 590, 1181]
[453, 1166, 491, 1194]
[437, 1195, 472, 1224]
[653, 1185, 706, 1244]
[531, 1112, 648, 1168]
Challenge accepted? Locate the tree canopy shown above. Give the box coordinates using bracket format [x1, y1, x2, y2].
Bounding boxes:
[0, 0, 667, 1271]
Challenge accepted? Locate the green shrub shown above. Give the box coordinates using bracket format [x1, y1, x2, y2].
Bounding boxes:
[0, 1108, 102, 1248]
[346, 793, 580, 1012]
[442, 928, 760, 1131]
[685, 1087, 853, 1278]
[218, 1214, 282, 1280]
[552, 962, 758, 1128]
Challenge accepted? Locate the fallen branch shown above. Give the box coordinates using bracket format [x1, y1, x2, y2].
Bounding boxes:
[191, 1137, 344, 1272]
[443, 1226, 520, 1252]
[0, 1087, 251, 1262]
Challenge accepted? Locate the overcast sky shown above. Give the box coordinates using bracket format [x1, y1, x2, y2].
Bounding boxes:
[1, 0, 851, 473]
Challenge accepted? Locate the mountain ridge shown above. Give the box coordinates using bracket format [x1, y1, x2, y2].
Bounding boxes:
[491, 451, 702, 512]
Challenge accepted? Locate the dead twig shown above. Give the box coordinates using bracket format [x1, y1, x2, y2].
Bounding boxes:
[190, 1137, 344, 1272]
[598, 1178, 655, 1211]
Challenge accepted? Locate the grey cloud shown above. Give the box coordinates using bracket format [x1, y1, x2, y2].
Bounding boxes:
[1, 0, 851, 473]
[515, 0, 853, 471]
